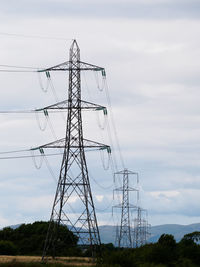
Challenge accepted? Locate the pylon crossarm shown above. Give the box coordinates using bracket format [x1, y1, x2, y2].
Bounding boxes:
[31, 138, 65, 150]
[32, 138, 111, 151]
[113, 204, 138, 209]
[114, 187, 138, 192]
[79, 61, 104, 71]
[35, 100, 107, 112]
[115, 170, 138, 175]
[38, 60, 104, 72]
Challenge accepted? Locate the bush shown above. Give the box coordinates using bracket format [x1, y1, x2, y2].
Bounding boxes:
[0, 240, 17, 255]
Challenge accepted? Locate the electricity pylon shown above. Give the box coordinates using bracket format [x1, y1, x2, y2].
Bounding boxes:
[133, 207, 151, 247]
[34, 40, 110, 259]
[113, 169, 138, 248]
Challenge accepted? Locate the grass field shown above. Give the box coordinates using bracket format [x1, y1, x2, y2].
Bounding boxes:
[0, 256, 96, 266]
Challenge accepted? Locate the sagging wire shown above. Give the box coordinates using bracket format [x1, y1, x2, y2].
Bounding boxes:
[37, 70, 67, 121]
[106, 118, 119, 172]
[35, 109, 48, 131]
[95, 104, 119, 174]
[83, 71, 93, 102]
[43, 154, 58, 184]
[104, 79, 126, 170]
[37, 71, 51, 93]
[31, 144, 60, 183]
[48, 76, 66, 122]
[96, 108, 108, 130]
[99, 146, 111, 171]
[89, 171, 113, 190]
[97, 116, 118, 175]
[41, 111, 70, 183]
[47, 115, 60, 142]
[83, 71, 116, 173]
[94, 69, 106, 92]
[30, 147, 45, 169]
[95, 199, 114, 212]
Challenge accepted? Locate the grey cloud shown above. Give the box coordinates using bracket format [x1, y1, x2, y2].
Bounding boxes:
[1, 0, 200, 19]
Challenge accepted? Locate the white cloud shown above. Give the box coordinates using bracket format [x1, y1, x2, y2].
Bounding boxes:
[0, 8, 199, 228]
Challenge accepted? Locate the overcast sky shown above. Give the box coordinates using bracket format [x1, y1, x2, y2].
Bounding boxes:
[0, 0, 200, 230]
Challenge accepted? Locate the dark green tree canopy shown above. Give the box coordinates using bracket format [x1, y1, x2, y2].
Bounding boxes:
[158, 233, 176, 247]
[0, 221, 78, 256]
[182, 231, 200, 242]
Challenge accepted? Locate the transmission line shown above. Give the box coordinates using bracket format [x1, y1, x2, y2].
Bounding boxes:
[0, 32, 73, 41]
[0, 152, 63, 160]
[104, 80, 125, 170]
[0, 64, 39, 69]
[0, 69, 37, 72]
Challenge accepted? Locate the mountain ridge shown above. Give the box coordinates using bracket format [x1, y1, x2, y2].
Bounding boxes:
[3, 222, 200, 244]
[99, 223, 200, 244]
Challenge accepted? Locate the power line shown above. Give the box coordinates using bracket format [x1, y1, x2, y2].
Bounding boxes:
[0, 110, 67, 114]
[0, 32, 73, 41]
[0, 152, 63, 160]
[95, 199, 114, 212]
[0, 69, 37, 73]
[0, 64, 39, 69]
[0, 148, 30, 155]
[0, 146, 102, 157]
[89, 171, 113, 190]
[104, 80, 126, 170]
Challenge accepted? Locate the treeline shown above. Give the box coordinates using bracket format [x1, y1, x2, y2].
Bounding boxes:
[99, 232, 200, 267]
[0, 221, 79, 256]
[1, 221, 200, 266]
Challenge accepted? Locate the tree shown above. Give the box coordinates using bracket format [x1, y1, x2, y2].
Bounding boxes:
[182, 231, 200, 243]
[0, 240, 17, 255]
[158, 234, 176, 248]
[149, 234, 177, 264]
[0, 221, 78, 256]
[178, 232, 200, 264]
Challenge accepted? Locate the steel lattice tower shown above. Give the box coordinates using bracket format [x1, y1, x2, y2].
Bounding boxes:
[36, 40, 110, 259]
[132, 180, 151, 247]
[113, 169, 138, 248]
[133, 207, 151, 247]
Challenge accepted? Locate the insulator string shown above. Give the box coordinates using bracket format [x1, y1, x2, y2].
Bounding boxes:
[35, 110, 48, 131]
[30, 149, 44, 169]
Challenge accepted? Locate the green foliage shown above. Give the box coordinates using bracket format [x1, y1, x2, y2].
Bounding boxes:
[0, 240, 17, 255]
[1, 225, 200, 266]
[182, 231, 200, 242]
[0, 221, 78, 256]
[100, 232, 200, 267]
[148, 234, 177, 264]
[158, 234, 176, 247]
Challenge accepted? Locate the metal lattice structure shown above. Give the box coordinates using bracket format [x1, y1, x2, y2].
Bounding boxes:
[37, 40, 110, 259]
[113, 169, 138, 248]
[133, 207, 151, 247]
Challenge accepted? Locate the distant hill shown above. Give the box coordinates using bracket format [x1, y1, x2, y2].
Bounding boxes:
[8, 224, 21, 230]
[3, 222, 200, 245]
[99, 223, 200, 244]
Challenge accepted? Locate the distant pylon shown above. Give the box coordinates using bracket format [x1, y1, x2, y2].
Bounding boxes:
[113, 169, 138, 248]
[35, 40, 111, 259]
[133, 207, 151, 247]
